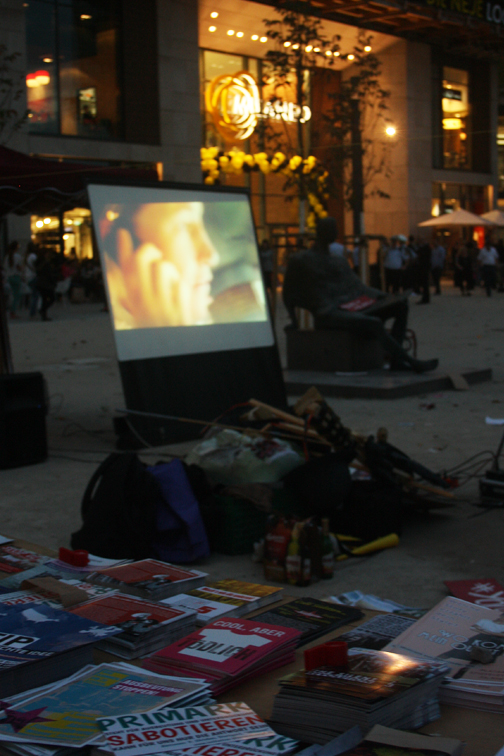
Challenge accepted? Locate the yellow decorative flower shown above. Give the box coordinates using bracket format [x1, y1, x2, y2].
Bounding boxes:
[231, 156, 244, 170]
[204, 176, 215, 184]
[244, 154, 255, 167]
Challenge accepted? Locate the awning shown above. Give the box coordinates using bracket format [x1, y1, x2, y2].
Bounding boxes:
[0, 145, 158, 216]
[480, 210, 504, 227]
[418, 209, 493, 227]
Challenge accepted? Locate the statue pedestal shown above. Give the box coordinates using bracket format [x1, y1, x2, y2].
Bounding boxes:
[286, 329, 384, 373]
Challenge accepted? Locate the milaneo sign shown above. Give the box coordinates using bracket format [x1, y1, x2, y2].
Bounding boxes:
[205, 71, 311, 141]
[423, 0, 504, 25]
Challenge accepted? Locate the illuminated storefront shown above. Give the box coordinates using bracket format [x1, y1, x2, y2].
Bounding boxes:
[30, 208, 93, 258]
[198, 0, 498, 242]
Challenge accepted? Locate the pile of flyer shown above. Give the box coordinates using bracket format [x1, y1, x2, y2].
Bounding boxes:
[385, 595, 504, 713]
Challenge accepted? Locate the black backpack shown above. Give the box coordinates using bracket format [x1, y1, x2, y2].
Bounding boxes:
[71, 453, 159, 560]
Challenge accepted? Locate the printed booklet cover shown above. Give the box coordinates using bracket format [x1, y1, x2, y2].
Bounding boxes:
[445, 578, 504, 611]
[279, 647, 449, 703]
[143, 617, 301, 690]
[69, 593, 197, 656]
[86, 560, 208, 599]
[187, 580, 284, 616]
[96, 701, 285, 756]
[337, 613, 417, 651]
[161, 594, 242, 625]
[252, 598, 363, 645]
[0, 600, 120, 670]
[0, 563, 118, 597]
[384, 596, 504, 685]
[0, 662, 211, 748]
[0, 547, 49, 575]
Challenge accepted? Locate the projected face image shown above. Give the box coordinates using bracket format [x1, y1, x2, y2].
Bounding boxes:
[102, 201, 267, 330]
[104, 203, 219, 328]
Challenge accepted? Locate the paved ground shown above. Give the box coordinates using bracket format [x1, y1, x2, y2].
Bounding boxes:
[2, 282, 504, 611]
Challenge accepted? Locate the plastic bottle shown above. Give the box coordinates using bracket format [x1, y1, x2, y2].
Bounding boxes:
[298, 523, 312, 587]
[321, 518, 334, 579]
[286, 523, 302, 585]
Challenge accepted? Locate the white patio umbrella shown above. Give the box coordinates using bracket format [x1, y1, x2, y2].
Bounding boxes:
[480, 210, 504, 226]
[418, 208, 493, 227]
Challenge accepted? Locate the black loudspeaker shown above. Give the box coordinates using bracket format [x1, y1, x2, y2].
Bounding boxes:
[0, 372, 48, 469]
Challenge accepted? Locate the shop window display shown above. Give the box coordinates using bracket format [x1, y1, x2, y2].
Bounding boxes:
[25, 0, 121, 139]
[442, 67, 471, 170]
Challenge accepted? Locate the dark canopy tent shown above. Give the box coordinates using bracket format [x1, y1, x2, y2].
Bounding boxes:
[0, 144, 158, 216]
[0, 145, 159, 373]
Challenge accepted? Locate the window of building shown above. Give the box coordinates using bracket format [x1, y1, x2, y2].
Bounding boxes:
[26, 0, 121, 139]
[442, 67, 471, 170]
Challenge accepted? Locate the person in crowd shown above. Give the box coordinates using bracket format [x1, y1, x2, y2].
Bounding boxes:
[3, 241, 23, 319]
[328, 238, 347, 258]
[478, 237, 499, 297]
[454, 244, 474, 296]
[496, 238, 504, 292]
[402, 236, 418, 291]
[35, 247, 58, 321]
[383, 235, 407, 294]
[416, 239, 432, 305]
[430, 239, 446, 295]
[24, 242, 39, 317]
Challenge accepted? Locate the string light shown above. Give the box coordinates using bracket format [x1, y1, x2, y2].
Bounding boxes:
[209, 26, 216, 32]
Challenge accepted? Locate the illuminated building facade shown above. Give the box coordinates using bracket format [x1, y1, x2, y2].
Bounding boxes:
[0, 0, 501, 251]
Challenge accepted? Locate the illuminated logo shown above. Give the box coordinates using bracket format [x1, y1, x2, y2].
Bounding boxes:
[205, 70, 311, 141]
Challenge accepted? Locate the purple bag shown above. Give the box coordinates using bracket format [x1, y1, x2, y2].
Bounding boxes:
[147, 459, 210, 563]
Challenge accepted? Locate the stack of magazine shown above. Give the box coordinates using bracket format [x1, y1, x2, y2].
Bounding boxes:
[252, 597, 363, 647]
[0, 662, 213, 756]
[85, 559, 208, 600]
[269, 647, 449, 743]
[0, 597, 121, 697]
[94, 701, 298, 756]
[143, 616, 302, 694]
[162, 579, 284, 622]
[384, 595, 504, 712]
[68, 593, 197, 658]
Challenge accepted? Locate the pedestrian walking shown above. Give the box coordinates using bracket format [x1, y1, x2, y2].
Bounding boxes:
[384, 235, 407, 294]
[478, 238, 499, 297]
[416, 241, 432, 304]
[431, 240, 446, 295]
[3, 241, 23, 318]
[454, 244, 474, 296]
[36, 247, 58, 321]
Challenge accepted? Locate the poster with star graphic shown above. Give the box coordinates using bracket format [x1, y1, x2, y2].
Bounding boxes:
[0, 663, 209, 747]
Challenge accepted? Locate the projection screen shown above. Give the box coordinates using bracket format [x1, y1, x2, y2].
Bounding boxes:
[88, 183, 275, 362]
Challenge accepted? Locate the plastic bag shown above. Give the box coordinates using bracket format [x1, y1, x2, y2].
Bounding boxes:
[185, 429, 303, 485]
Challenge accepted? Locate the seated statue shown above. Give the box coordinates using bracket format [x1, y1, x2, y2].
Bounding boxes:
[283, 218, 438, 373]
